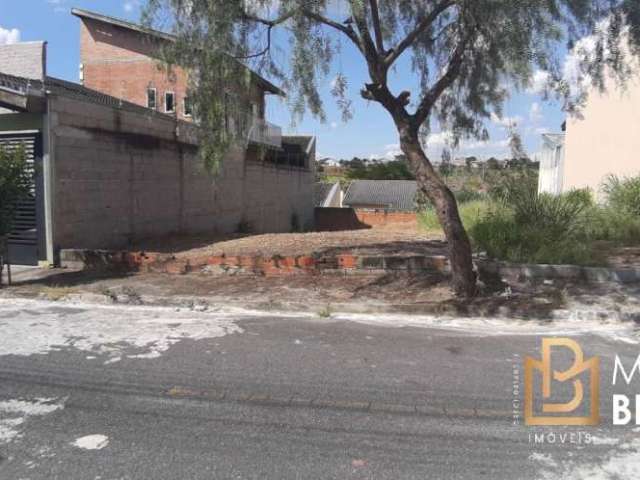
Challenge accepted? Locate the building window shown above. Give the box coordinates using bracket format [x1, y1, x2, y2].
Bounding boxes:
[165, 91, 175, 113]
[184, 97, 193, 117]
[147, 88, 157, 110]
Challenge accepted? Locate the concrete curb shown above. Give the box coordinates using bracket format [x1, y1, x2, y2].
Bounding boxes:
[479, 260, 640, 284]
[60, 248, 640, 284]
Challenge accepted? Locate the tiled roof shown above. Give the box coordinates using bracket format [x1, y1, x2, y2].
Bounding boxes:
[343, 180, 418, 211]
[314, 182, 336, 207]
[0, 71, 179, 120]
[71, 8, 285, 96]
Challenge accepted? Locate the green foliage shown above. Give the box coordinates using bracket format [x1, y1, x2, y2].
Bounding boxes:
[419, 200, 493, 233]
[602, 174, 640, 216]
[488, 167, 539, 202]
[472, 176, 597, 264]
[0, 145, 30, 238]
[344, 158, 414, 181]
[580, 207, 640, 244]
[143, 0, 640, 174]
[455, 189, 486, 204]
[468, 177, 637, 265]
[469, 206, 597, 265]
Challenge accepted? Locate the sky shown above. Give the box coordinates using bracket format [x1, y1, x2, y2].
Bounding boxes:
[0, 0, 568, 162]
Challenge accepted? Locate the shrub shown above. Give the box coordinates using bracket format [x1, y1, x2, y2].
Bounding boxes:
[455, 189, 486, 204]
[0, 145, 30, 238]
[602, 174, 640, 216]
[469, 183, 597, 265]
[419, 200, 493, 233]
[470, 206, 598, 265]
[580, 206, 640, 244]
[488, 168, 539, 203]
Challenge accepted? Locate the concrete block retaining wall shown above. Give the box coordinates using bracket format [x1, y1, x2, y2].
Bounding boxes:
[50, 95, 314, 252]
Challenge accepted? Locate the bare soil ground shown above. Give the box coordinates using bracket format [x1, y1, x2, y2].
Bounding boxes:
[4, 265, 640, 321]
[134, 224, 446, 259]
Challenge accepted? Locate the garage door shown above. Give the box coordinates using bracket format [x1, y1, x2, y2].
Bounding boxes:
[0, 131, 43, 266]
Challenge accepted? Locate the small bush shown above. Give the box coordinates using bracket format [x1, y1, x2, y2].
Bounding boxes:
[0, 145, 30, 237]
[470, 185, 597, 265]
[602, 174, 640, 216]
[419, 200, 492, 233]
[470, 206, 598, 265]
[580, 206, 640, 244]
[455, 189, 486, 204]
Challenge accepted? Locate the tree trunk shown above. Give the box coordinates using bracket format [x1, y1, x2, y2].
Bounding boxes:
[398, 127, 477, 297]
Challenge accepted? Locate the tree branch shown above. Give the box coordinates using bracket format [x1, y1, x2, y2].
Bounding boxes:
[241, 9, 297, 27]
[301, 9, 364, 52]
[234, 25, 274, 59]
[369, 0, 385, 53]
[384, 0, 456, 68]
[413, 31, 473, 125]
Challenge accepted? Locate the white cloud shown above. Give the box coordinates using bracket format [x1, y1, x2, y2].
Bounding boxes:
[529, 102, 543, 123]
[490, 112, 523, 128]
[330, 121, 338, 129]
[426, 131, 454, 148]
[371, 143, 402, 160]
[124, 0, 142, 13]
[527, 69, 551, 94]
[528, 19, 614, 100]
[368, 130, 511, 161]
[46, 0, 67, 13]
[562, 35, 599, 98]
[0, 26, 20, 45]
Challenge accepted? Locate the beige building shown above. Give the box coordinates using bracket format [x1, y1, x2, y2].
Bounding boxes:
[540, 54, 640, 197]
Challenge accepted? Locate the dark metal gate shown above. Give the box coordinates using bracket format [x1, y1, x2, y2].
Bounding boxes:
[0, 131, 44, 265]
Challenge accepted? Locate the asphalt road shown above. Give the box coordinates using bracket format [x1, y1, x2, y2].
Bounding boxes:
[0, 298, 639, 479]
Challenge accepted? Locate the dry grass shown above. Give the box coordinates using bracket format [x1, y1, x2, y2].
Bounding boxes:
[40, 285, 78, 301]
[170, 225, 444, 258]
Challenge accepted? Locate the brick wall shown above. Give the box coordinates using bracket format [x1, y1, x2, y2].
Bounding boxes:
[49, 95, 314, 251]
[79, 19, 265, 122]
[354, 209, 417, 226]
[315, 208, 417, 231]
[0, 42, 46, 80]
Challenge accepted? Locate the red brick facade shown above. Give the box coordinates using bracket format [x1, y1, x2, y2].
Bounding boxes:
[354, 210, 417, 227]
[78, 18, 266, 121]
[314, 208, 417, 231]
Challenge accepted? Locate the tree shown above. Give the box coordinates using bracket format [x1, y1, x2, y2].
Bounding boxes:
[0, 145, 30, 285]
[486, 157, 501, 170]
[143, 0, 640, 297]
[439, 148, 453, 178]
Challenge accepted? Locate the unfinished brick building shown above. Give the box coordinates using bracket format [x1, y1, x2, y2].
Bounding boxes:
[0, 9, 315, 266]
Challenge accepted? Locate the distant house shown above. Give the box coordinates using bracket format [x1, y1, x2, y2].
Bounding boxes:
[343, 180, 418, 211]
[314, 180, 418, 231]
[539, 46, 640, 197]
[314, 182, 343, 208]
[537, 133, 566, 196]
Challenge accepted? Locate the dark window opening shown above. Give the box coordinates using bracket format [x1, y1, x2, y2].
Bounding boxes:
[184, 97, 193, 117]
[147, 88, 156, 109]
[165, 92, 175, 113]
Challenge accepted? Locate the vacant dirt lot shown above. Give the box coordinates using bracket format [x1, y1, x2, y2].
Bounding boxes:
[135, 225, 446, 259]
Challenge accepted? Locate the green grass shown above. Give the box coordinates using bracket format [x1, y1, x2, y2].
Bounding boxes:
[418, 200, 493, 233]
[419, 174, 640, 266]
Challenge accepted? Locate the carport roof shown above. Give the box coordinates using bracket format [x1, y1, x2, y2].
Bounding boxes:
[343, 180, 418, 211]
[0, 71, 181, 119]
